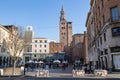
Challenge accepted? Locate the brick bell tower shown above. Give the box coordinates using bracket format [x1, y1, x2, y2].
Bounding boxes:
[59, 5, 72, 48]
[59, 5, 67, 46]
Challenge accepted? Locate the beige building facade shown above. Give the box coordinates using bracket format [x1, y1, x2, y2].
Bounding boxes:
[0, 25, 18, 67]
[24, 38, 51, 62]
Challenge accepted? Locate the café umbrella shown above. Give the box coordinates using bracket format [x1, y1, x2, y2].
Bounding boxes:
[53, 60, 61, 63]
[27, 60, 34, 63]
[39, 61, 43, 63]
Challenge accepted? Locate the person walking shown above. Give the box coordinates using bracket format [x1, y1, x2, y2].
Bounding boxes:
[91, 65, 95, 73]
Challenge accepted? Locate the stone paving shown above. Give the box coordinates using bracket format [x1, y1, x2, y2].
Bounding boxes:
[25, 65, 120, 78]
[0, 65, 120, 80]
[0, 76, 120, 80]
[107, 73, 120, 78]
[25, 65, 73, 77]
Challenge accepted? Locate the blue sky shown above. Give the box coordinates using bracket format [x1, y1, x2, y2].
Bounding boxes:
[0, 0, 90, 41]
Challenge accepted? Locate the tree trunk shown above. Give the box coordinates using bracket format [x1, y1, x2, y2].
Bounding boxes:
[12, 60, 17, 75]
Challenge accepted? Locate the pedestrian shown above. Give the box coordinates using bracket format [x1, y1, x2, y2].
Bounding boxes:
[49, 63, 51, 69]
[87, 65, 90, 73]
[91, 65, 95, 73]
[46, 64, 49, 69]
[84, 66, 87, 73]
[73, 63, 76, 69]
[61, 63, 65, 71]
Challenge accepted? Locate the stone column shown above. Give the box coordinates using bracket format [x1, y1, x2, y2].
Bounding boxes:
[103, 56, 105, 69]
[99, 57, 102, 69]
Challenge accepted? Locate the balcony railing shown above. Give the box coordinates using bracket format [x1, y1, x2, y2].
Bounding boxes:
[107, 17, 120, 24]
[100, 17, 120, 35]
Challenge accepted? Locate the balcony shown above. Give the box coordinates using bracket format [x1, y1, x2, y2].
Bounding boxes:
[108, 17, 120, 24]
[100, 17, 120, 35]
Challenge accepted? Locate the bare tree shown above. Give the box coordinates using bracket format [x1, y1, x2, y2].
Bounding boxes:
[6, 26, 25, 75]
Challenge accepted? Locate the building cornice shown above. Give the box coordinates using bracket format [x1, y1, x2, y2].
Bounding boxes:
[0, 25, 10, 34]
[85, 12, 91, 27]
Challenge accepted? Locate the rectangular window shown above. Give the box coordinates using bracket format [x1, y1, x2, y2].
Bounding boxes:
[27, 45, 32, 52]
[27, 47, 29, 52]
[44, 40, 47, 43]
[40, 40, 42, 43]
[40, 50, 41, 52]
[40, 45, 42, 47]
[35, 45, 37, 47]
[45, 50, 46, 52]
[69, 27, 72, 29]
[101, 0, 104, 8]
[62, 32, 65, 35]
[96, 26, 99, 33]
[111, 6, 119, 22]
[95, 41, 97, 48]
[103, 15, 105, 25]
[44, 45, 46, 47]
[112, 27, 120, 36]
[101, 51, 103, 55]
[100, 37, 102, 45]
[104, 33, 106, 41]
[35, 50, 37, 53]
[97, 40, 99, 47]
[62, 27, 65, 29]
[61, 23, 65, 25]
[35, 40, 37, 43]
[99, 21, 101, 30]
[98, 6, 100, 16]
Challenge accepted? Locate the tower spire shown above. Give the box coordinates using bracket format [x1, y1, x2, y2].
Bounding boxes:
[61, 5, 64, 12]
[60, 5, 66, 20]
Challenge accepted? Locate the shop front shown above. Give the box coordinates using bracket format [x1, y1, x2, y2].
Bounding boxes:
[112, 54, 120, 70]
[111, 47, 120, 71]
